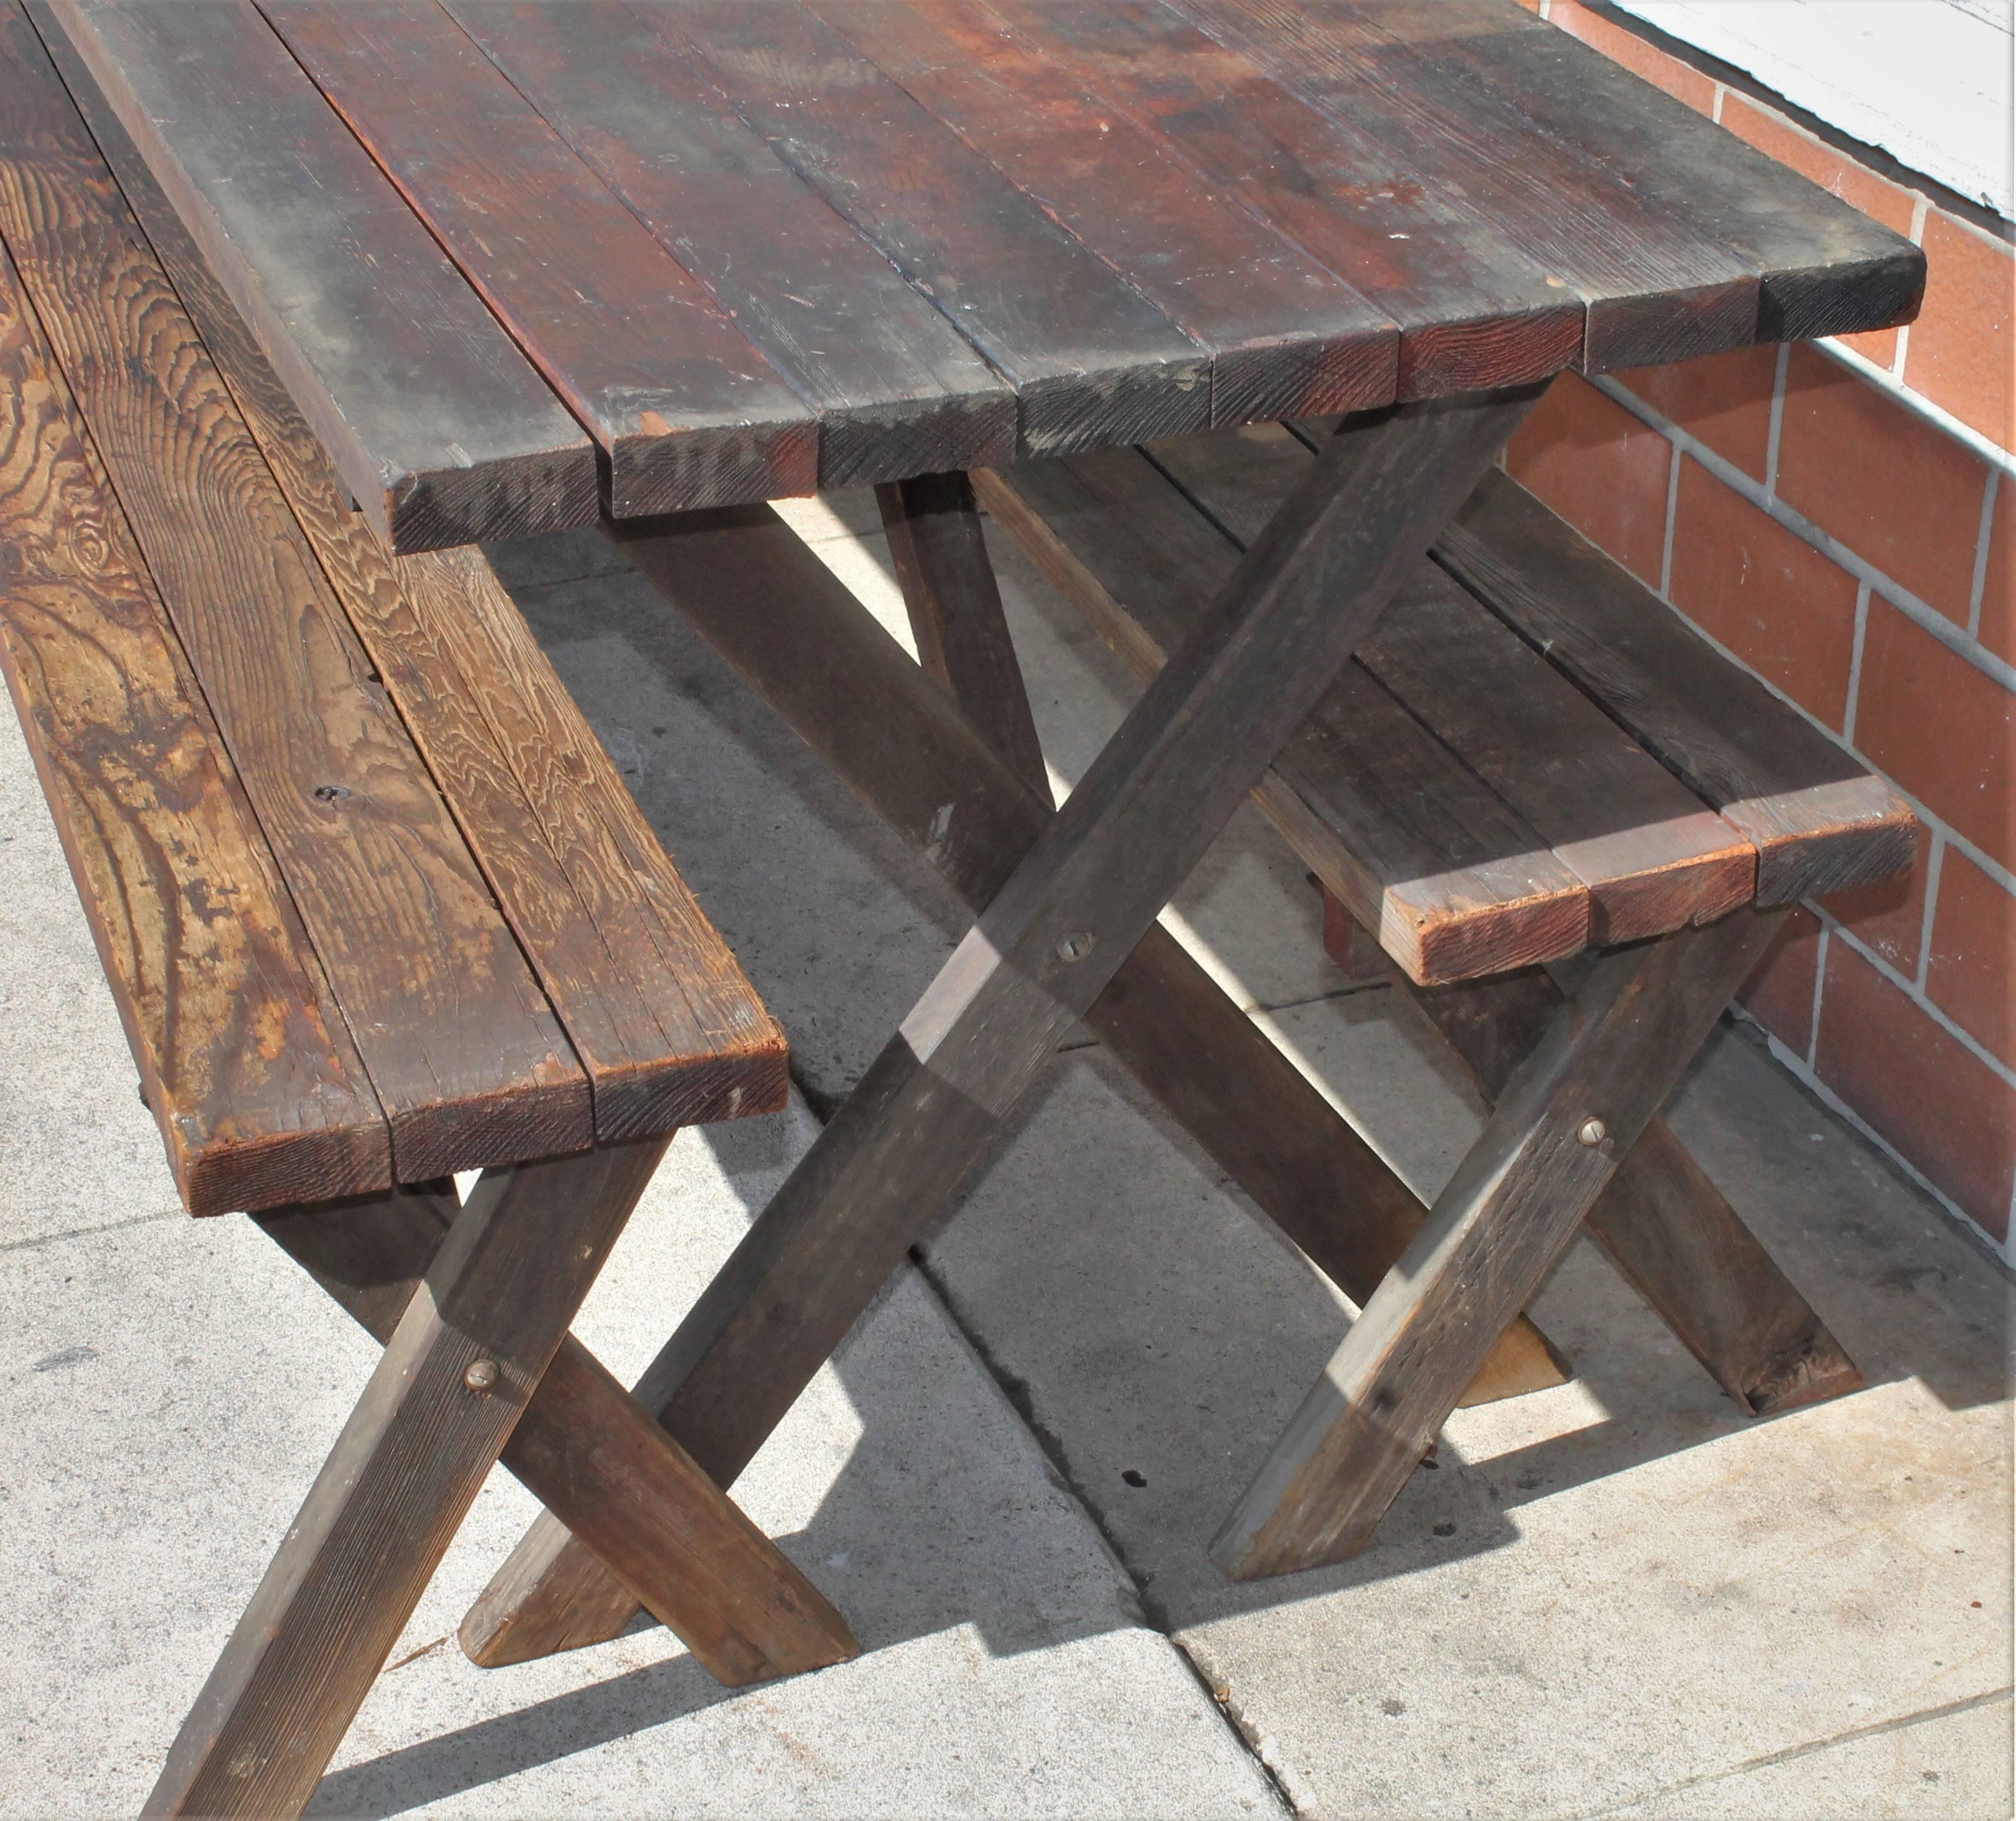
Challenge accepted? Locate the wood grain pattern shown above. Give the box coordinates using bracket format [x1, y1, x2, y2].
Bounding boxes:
[640, 0, 1214, 457]
[44, 31, 791, 1143]
[443, 0, 1017, 488]
[813, 0, 1399, 424]
[39, 0, 599, 553]
[256, 1182, 859, 1690]
[0, 9, 590, 1182]
[1342, 0, 1925, 343]
[147, 1140, 665, 1818]
[259, 0, 820, 516]
[1438, 470, 1920, 905]
[1214, 909, 1781, 1578]
[1180, 0, 1765, 371]
[977, 447, 1594, 982]
[0, 235, 388, 1214]
[983, 0, 1582, 402]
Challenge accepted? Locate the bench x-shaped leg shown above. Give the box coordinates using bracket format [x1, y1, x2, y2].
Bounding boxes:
[145, 1137, 856, 1820]
[452, 387, 1544, 1667]
[1213, 907, 1784, 1577]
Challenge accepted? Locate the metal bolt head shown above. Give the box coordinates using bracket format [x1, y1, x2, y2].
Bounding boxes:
[1577, 1117, 1608, 1148]
[1055, 931, 1095, 963]
[312, 783, 351, 803]
[463, 1357, 500, 1393]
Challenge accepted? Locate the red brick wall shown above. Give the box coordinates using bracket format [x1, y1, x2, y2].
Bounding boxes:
[1504, 0, 2014, 1259]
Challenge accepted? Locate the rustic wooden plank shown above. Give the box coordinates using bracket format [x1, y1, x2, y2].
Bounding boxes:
[259, 0, 819, 516]
[1341, 0, 1925, 343]
[978, 445, 1592, 981]
[147, 1140, 665, 1818]
[0, 13, 590, 1181]
[1438, 470, 1921, 905]
[49, 30, 792, 1143]
[37, 0, 597, 553]
[0, 237, 389, 1214]
[257, 1181, 859, 1689]
[458, 387, 1543, 1667]
[1214, 908, 1782, 1578]
[639, 0, 1212, 458]
[1179, 0, 1765, 370]
[985, 0, 1582, 401]
[440, 0, 1016, 489]
[809, 0, 1399, 424]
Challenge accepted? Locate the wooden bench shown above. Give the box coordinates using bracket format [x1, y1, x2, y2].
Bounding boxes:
[978, 415, 1917, 1575]
[0, 14, 856, 1811]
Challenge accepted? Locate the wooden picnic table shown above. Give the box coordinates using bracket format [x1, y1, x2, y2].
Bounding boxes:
[12, 0, 1925, 1813]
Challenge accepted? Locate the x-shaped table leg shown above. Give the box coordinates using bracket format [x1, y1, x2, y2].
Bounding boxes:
[147, 1138, 856, 1820]
[456, 387, 1546, 1667]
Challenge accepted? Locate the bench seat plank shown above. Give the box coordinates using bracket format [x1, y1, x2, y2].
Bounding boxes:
[1438, 469, 1920, 904]
[44, 15, 791, 1149]
[42, 0, 599, 554]
[0, 11, 592, 1184]
[0, 239, 390, 1214]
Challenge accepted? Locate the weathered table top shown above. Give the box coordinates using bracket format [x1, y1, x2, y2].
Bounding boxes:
[49, 0, 1923, 551]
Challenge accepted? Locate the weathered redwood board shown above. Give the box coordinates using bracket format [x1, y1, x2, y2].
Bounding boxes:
[39, 0, 598, 553]
[258, 0, 821, 516]
[0, 237, 390, 1214]
[439, 0, 1019, 489]
[36, 0, 1922, 538]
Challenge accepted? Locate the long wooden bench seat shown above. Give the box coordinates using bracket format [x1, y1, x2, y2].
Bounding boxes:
[978, 424, 1918, 986]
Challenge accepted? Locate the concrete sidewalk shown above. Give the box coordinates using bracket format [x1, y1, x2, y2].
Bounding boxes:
[1, 491, 2008, 1818]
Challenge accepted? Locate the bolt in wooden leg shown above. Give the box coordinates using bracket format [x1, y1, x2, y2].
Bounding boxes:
[1212, 909, 1783, 1580]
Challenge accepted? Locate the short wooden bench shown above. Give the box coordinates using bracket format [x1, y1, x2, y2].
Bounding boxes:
[979, 416, 1918, 1575]
[0, 16, 855, 1811]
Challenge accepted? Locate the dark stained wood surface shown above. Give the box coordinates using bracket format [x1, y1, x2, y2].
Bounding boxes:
[643, 0, 1214, 457]
[1438, 470, 1921, 905]
[811, 0, 1400, 423]
[0, 10, 591, 1184]
[258, 0, 821, 516]
[441, 0, 1018, 489]
[0, 235, 390, 1215]
[39, 0, 599, 554]
[40, 0, 1923, 531]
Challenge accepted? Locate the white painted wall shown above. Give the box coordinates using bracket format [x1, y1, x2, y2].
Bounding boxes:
[1617, 0, 2014, 219]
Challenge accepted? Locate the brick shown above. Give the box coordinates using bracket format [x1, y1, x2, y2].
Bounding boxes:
[1925, 847, 2016, 1069]
[1739, 902, 1822, 1056]
[1853, 592, 2014, 872]
[1814, 940, 2015, 1241]
[1505, 374, 1674, 587]
[1980, 475, 2013, 665]
[1667, 457, 1860, 728]
[1548, 1, 1716, 113]
[1617, 344, 1778, 482]
[1775, 344, 1991, 626]
[1904, 212, 2015, 452]
[1823, 825, 1931, 976]
[1721, 96, 1919, 369]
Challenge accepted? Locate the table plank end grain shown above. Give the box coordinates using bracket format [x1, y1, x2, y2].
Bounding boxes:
[1436, 470, 1922, 905]
[45, 23, 791, 1145]
[0, 235, 390, 1216]
[0, 10, 595, 1184]
[258, 0, 821, 516]
[40, 0, 600, 552]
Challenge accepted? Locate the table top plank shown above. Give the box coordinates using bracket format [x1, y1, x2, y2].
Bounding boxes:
[442, 0, 1019, 489]
[260, 0, 821, 516]
[0, 10, 594, 1182]
[809, 0, 1401, 424]
[1342, 0, 1926, 343]
[643, 0, 1214, 458]
[984, 0, 1585, 401]
[0, 229, 392, 1216]
[40, 0, 599, 555]
[1181, 0, 1765, 370]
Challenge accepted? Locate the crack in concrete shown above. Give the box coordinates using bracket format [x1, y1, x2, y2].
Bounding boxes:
[0, 1205, 182, 1253]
